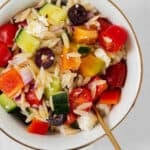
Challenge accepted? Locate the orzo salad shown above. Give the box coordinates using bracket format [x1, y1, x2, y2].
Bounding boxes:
[0, 0, 128, 135]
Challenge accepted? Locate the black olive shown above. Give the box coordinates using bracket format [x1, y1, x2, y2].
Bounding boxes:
[35, 48, 55, 69]
[51, 0, 68, 5]
[49, 113, 66, 126]
[68, 4, 88, 26]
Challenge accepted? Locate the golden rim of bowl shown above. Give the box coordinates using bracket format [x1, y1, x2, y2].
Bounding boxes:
[0, 0, 143, 150]
[0, 0, 10, 9]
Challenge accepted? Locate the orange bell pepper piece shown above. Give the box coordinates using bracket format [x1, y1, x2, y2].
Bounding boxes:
[0, 68, 24, 97]
[61, 54, 81, 72]
[73, 26, 98, 44]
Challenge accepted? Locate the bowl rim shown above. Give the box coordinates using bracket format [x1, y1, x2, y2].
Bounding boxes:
[0, 0, 143, 150]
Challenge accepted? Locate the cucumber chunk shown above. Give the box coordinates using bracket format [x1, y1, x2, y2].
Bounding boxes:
[39, 4, 67, 25]
[11, 107, 30, 125]
[0, 93, 17, 112]
[15, 29, 40, 55]
[45, 77, 62, 99]
[51, 92, 69, 114]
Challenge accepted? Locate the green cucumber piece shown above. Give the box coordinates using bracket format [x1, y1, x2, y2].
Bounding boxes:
[39, 3, 67, 25]
[0, 93, 17, 112]
[15, 29, 40, 55]
[45, 77, 62, 99]
[78, 46, 91, 55]
[51, 92, 69, 114]
[11, 107, 30, 125]
[70, 121, 79, 129]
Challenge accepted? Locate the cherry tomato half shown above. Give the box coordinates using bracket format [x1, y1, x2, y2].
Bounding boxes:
[0, 23, 18, 47]
[69, 87, 92, 110]
[99, 25, 128, 52]
[26, 91, 41, 106]
[0, 41, 12, 67]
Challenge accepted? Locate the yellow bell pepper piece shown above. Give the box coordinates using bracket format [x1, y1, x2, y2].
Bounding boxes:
[80, 54, 105, 77]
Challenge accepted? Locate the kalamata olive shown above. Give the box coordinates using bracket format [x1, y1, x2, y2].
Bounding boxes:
[68, 4, 88, 25]
[51, 0, 68, 5]
[35, 48, 55, 69]
[49, 113, 66, 126]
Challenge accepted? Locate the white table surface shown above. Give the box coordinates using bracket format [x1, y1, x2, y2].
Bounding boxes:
[0, 0, 150, 150]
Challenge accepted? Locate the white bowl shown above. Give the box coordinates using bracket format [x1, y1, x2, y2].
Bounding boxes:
[0, 0, 143, 149]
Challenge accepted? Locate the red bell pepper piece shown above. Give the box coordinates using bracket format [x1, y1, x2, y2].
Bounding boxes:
[99, 88, 121, 104]
[27, 119, 49, 135]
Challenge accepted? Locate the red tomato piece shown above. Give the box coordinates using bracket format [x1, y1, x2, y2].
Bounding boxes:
[26, 91, 41, 106]
[88, 76, 108, 101]
[0, 23, 18, 47]
[99, 88, 121, 104]
[99, 25, 128, 52]
[105, 60, 127, 88]
[0, 41, 12, 67]
[27, 119, 49, 135]
[65, 112, 77, 125]
[69, 87, 92, 110]
[98, 18, 112, 31]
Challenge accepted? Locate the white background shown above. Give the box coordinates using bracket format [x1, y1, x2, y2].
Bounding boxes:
[0, 0, 150, 150]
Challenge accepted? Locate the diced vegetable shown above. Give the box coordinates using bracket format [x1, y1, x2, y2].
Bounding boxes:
[69, 87, 92, 110]
[27, 119, 49, 135]
[15, 29, 40, 55]
[65, 112, 77, 125]
[39, 3, 67, 25]
[61, 54, 81, 72]
[25, 91, 41, 106]
[19, 67, 34, 85]
[0, 93, 17, 112]
[51, 92, 69, 114]
[70, 121, 79, 129]
[11, 107, 30, 125]
[0, 41, 12, 67]
[0, 68, 24, 97]
[80, 54, 105, 77]
[99, 25, 128, 52]
[45, 77, 62, 98]
[78, 46, 91, 55]
[73, 26, 98, 44]
[0, 23, 18, 47]
[105, 60, 127, 88]
[98, 18, 112, 32]
[99, 88, 121, 104]
[77, 111, 97, 131]
[88, 76, 108, 101]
